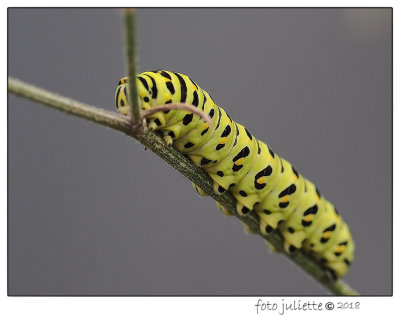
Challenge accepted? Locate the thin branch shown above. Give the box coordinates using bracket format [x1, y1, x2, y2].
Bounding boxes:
[124, 8, 140, 124]
[8, 77, 358, 296]
[142, 103, 212, 126]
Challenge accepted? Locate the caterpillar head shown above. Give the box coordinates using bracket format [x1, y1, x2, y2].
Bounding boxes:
[115, 77, 150, 116]
[115, 75, 169, 130]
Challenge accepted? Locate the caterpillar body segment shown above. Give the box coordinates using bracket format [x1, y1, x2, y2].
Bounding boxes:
[115, 70, 354, 279]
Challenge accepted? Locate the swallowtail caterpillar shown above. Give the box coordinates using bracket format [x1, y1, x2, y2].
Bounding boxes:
[115, 70, 354, 279]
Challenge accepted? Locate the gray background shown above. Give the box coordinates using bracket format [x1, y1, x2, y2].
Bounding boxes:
[8, 8, 391, 295]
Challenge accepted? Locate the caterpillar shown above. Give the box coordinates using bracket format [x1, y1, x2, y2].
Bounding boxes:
[114, 70, 354, 279]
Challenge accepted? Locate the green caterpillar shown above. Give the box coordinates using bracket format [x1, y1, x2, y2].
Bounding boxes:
[115, 70, 354, 279]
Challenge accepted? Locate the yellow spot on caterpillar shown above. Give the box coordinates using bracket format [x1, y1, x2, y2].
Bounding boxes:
[281, 195, 289, 203]
[304, 214, 313, 222]
[220, 137, 227, 144]
[257, 177, 266, 184]
[315, 193, 320, 201]
[336, 245, 345, 253]
[292, 174, 298, 181]
[203, 123, 209, 130]
[323, 231, 331, 239]
[268, 154, 274, 163]
[247, 137, 252, 145]
[235, 158, 244, 166]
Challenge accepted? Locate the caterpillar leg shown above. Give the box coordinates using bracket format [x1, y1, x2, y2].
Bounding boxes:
[259, 218, 275, 236]
[216, 201, 232, 216]
[145, 112, 166, 131]
[259, 219, 298, 253]
[241, 221, 256, 234]
[265, 239, 279, 253]
[324, 268, 339, 281]
[236, 201, 250, 216]
[162, 130, 174, 146]
[213, 182, 231, 216]
[193, 182, 226, 196]
[192, 183, 208, 196]
[213, 182, 226, 195]
[284, 240, 299, 254]
[192, 183, 231, 216]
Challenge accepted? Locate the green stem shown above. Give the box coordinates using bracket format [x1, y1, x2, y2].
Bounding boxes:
[124, 8, 140, 124]
[8, 77, 358, 296]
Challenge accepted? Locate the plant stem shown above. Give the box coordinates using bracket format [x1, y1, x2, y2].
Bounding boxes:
[124, 8, 140, 124]
[8, 77, 359, 296]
